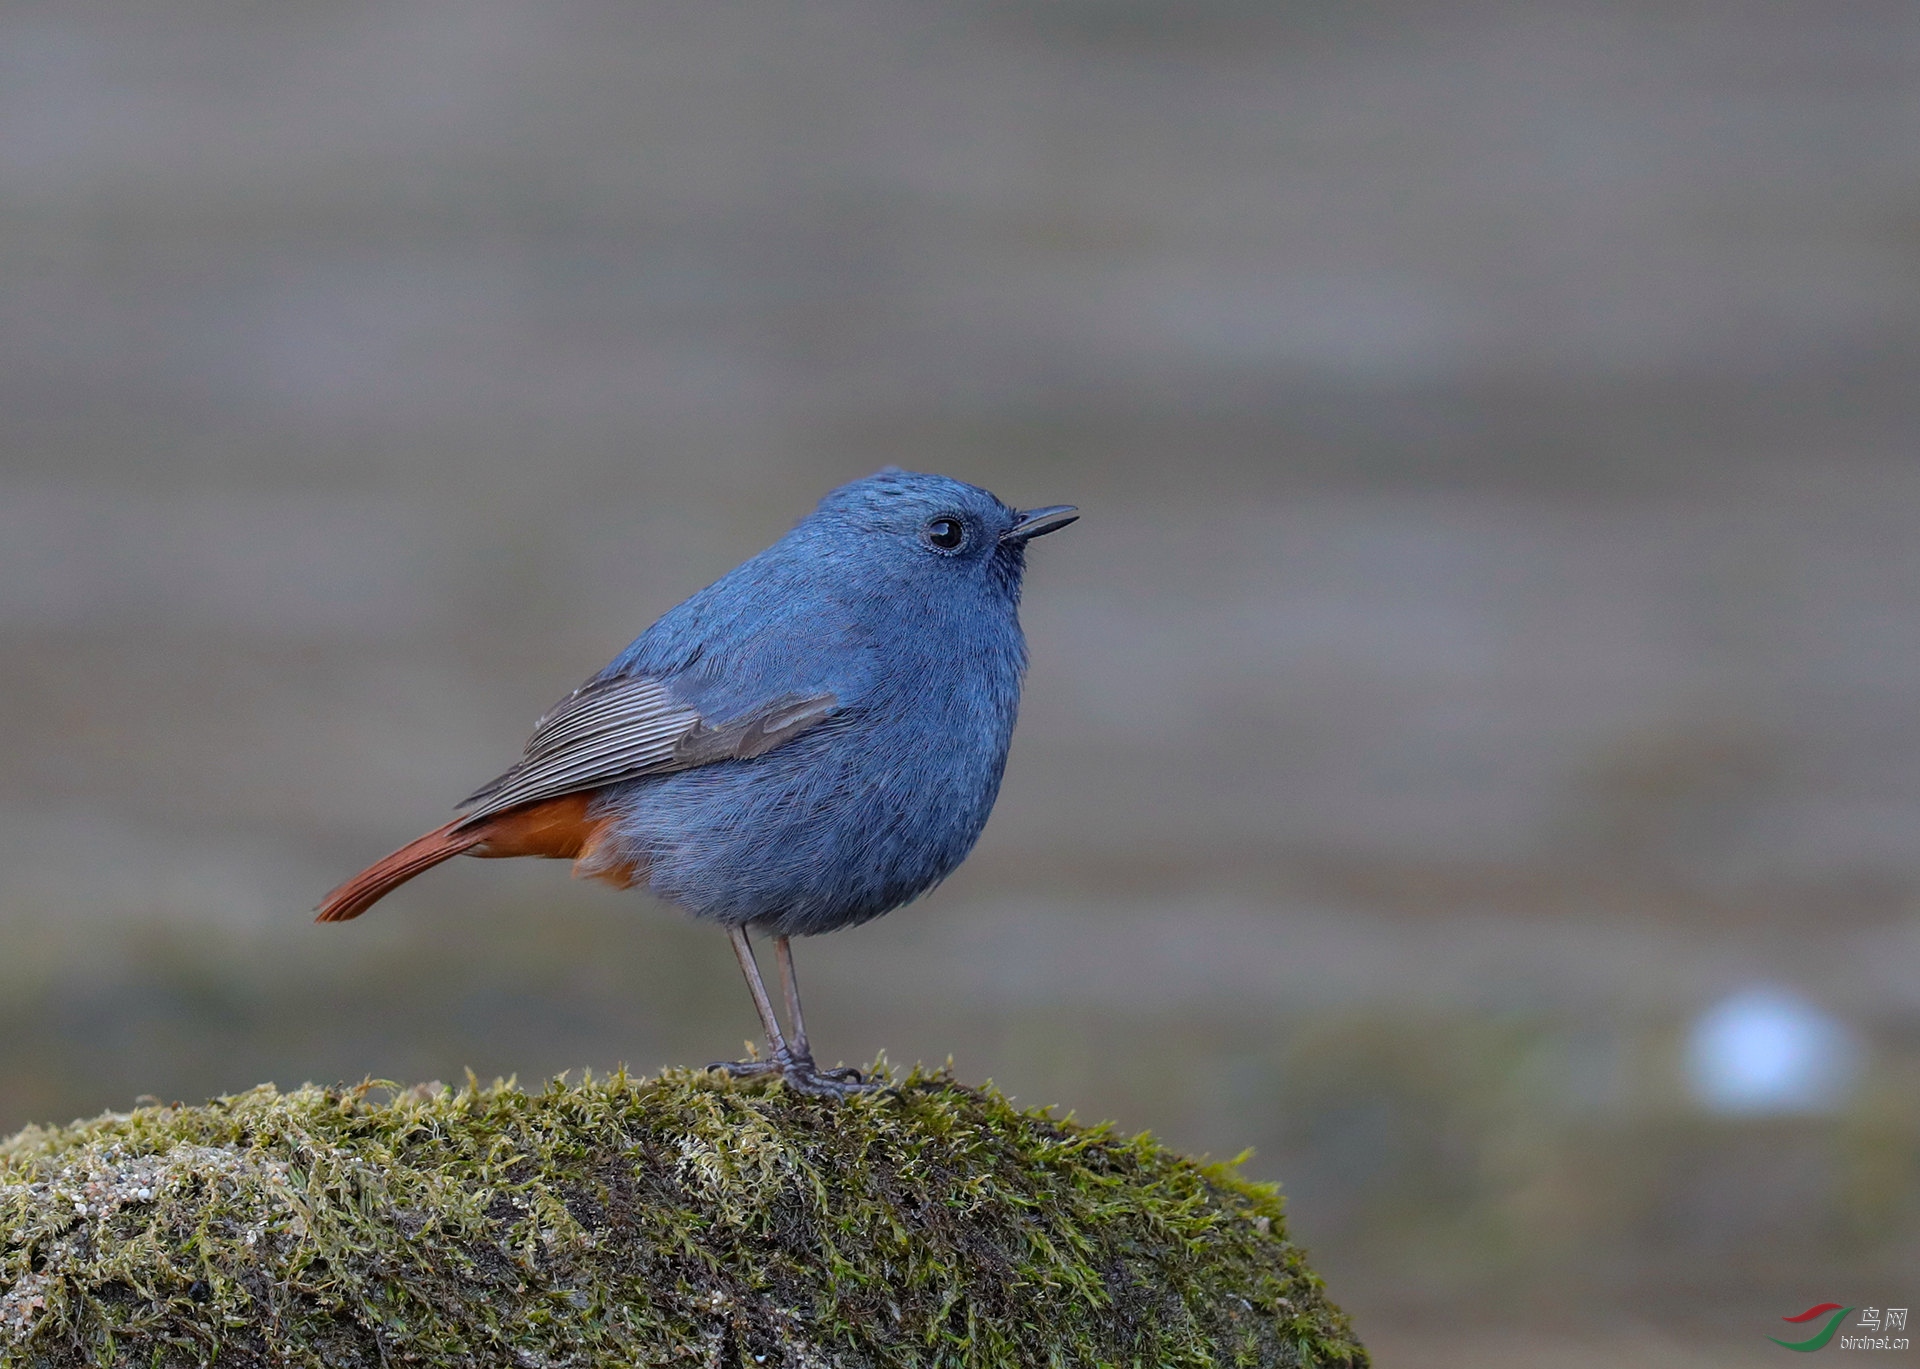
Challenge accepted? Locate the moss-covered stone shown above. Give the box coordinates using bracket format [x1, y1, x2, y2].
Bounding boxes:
[0, 1066, 1366, 1367]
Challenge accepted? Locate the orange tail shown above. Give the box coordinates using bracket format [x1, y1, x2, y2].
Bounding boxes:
[315, 793, 640, 923]
[315, 820, 480, 922]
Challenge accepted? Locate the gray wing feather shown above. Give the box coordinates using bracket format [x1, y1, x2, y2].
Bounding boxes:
[455, 675, 836, 825]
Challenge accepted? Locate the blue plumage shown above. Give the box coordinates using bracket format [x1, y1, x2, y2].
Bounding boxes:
[317, 468, 1075, 1094]
[598, 470, 1037, 935]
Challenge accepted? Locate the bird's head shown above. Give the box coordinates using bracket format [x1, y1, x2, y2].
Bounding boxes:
[807, 469, 1077, 604]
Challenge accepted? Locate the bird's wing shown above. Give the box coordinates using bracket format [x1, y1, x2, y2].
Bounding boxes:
[455, 674, 838, 824]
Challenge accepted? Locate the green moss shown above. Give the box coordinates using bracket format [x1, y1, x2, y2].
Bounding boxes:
[0, 1067, 1367, 1368]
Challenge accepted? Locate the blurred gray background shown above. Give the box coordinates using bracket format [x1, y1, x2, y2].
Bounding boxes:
[4, 2, 1919, 1363]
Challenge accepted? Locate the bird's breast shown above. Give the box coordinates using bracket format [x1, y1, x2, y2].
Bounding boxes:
[607, 627, 1025, 932]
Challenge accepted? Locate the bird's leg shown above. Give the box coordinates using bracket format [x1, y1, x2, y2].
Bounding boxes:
[709, 927, 880, 1097]
[708, 926, 791, 1080]
[773, 935, 868, 1086]
[773, 933, 810, 1063]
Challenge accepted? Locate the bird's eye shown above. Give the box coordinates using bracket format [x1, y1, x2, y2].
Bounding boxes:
[923, 516, 967, 552]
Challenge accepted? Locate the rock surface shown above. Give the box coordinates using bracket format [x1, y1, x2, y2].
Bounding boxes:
[0, 1068, 1366, 1367]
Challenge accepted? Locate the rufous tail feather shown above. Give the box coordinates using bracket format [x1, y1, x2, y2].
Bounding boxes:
[315, 820, 480, 922]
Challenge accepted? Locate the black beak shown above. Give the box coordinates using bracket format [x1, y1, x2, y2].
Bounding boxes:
[1002, 505, 1079, 543]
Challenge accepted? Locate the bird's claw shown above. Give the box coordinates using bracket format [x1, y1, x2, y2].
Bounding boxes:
[706, 1052, 882, 1098]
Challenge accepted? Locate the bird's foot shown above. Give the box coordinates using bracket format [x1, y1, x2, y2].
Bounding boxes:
[706, 1051, 883, 1098]
[781, 1056, 883, 1098]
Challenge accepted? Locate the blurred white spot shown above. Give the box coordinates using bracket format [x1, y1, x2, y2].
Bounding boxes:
[1685, 986, 1861, 1116]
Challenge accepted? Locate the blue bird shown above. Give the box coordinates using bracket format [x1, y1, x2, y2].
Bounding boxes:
[318, 470, 1076, 1095]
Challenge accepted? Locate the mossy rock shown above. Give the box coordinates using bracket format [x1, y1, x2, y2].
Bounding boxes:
[0, 1067, 1367, 1367]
